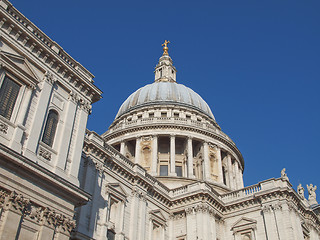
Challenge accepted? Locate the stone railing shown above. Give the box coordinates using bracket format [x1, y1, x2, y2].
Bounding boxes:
[220, 178, 292, 203]
[109, 117, 223, 137]
[169, 182, 213, 197]
[220, 183, 262, 203]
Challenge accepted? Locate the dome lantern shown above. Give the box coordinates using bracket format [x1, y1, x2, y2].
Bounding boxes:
[154, 40, 177, 83]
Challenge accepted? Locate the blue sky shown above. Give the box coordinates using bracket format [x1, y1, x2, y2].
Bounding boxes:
[11, 0, 320, 194]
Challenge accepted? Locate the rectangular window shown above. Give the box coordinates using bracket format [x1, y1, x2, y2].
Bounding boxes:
[160, 165, 168, 176]
[0, 77, 20, 120]
[176, 166, 183, 177]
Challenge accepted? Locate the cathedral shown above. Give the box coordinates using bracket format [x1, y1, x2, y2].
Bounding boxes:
[0, 0, 319, 239]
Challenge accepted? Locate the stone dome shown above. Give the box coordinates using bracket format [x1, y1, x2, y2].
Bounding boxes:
[116, 81, 215, 119]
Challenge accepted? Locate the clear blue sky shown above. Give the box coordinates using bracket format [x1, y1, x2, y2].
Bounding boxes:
[11, 0, 320, 194]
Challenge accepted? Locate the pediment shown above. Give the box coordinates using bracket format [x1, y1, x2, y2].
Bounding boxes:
[0, 51, 41, 84]
[231, 217, 257, 231]
[106, 183, 127, 201]
[149, 209, 166, 226]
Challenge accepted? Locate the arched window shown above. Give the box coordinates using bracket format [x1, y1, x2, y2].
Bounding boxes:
[0, 77, 20, 120]
[42, 110, 58, 147]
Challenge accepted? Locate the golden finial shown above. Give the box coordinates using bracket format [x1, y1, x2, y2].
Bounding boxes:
[162, 40, 170, 55]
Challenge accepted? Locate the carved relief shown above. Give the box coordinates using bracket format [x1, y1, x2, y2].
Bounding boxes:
[43, 71, 56, 85]
[0, 121, 8, 134]
[140, 136, 152, 170]
[38, 147, 52, 160]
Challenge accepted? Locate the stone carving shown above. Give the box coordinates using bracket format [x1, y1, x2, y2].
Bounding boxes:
[185, 207, 193, 215]
[43, 71, 56, 85]
[92, 159, 104, 174]
[39, 147, 52, 160]
[297, 184, 305, 199]
[26, 205, 43, 222]
[69, 90, 79, 102]
[10, 191, 30, 212]
[0, 122, 8, 134]
[281, 168, 289, 181]
[307, 184, 318, 205]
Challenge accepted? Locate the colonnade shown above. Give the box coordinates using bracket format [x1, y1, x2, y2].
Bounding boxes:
[117, 134, 244, 190]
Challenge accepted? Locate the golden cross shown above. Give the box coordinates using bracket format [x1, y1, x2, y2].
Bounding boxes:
[162, 40, 170, 55]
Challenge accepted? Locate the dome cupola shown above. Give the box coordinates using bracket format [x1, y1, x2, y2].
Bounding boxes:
[103, 42, 244, 192]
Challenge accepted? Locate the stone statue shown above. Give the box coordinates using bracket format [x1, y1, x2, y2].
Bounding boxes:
[297, 184, 305, 199]
[307, 184, 318, 205]
[281, 168, 289, 181]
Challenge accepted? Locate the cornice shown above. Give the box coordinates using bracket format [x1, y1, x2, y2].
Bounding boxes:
[0, 1, 102, 103]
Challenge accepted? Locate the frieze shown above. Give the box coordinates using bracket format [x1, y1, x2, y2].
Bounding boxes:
[0, 189, 76, 232]
[9, 191, 30, 212]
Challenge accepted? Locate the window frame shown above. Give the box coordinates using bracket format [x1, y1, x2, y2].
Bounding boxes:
[0, 72, 24, 123]
[41, 109, 59, 148]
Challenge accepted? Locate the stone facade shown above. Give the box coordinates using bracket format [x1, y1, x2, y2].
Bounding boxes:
[0, 1, 319, 240]
[0, 0, 101, 239]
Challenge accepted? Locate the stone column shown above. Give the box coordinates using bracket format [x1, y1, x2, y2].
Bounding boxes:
[226, 154, 234, 189]
[151, 135, 158, 176]
[203, 142, 210, 181]
[238, 166, 244, 188]
[216, 147, 224, 184]
[120, 141, 125, 155]
[170, 135, 176, 176]
[234, 161, 240, 189]
[187, 137, 194, 178]
[135, 137, 141, 164]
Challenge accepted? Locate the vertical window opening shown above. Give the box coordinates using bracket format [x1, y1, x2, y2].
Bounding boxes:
[0, 77, 20, 120]
[42, 110, 59, 147]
